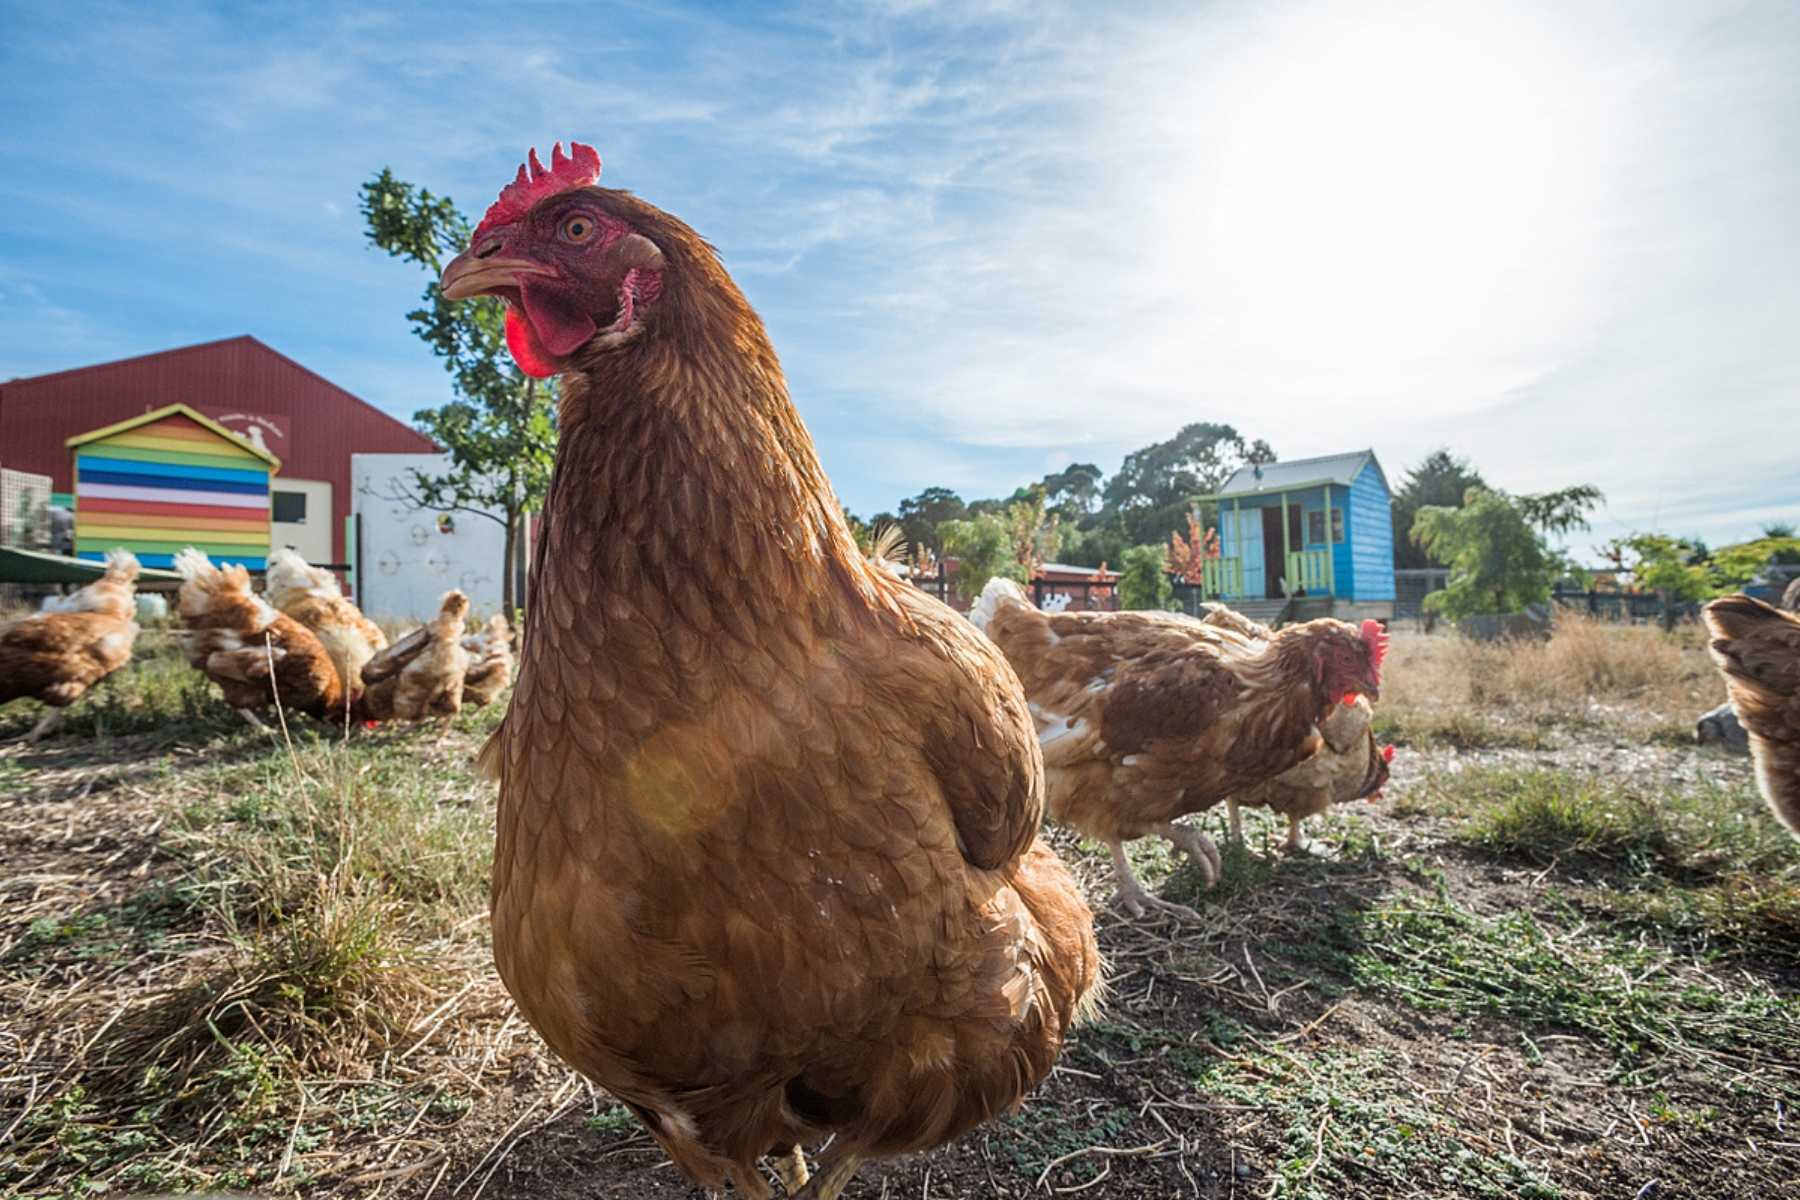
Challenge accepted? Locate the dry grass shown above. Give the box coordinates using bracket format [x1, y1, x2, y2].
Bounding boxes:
[1377, 611, 1720, 749]
[3, 608, 1796, 1198]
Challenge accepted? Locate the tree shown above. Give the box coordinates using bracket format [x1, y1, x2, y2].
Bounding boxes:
[1119, 544, 1175, 611]
[1167, 508, 1219, 583]
[1411, 484, 1601, 620]
[1392, 449, 1487, 570]
[938, 513, 1025, 604]
[897, 487, 968, 556]
[1102, 423, 1274, 546]
[1001, 487, 1062, 576]
[1711, 535, 1800, 588]
[361, 168, 555, 618]
[1603, 534, 1713, 630]
[1038, 463, 1104, 520]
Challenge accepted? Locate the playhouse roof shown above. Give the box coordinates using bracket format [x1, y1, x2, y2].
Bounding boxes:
[66, 402, 282, 470]
[1214, 449, 1381, 498]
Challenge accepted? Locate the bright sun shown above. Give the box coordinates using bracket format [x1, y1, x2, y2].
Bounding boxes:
[1195, 8, 1572, 379]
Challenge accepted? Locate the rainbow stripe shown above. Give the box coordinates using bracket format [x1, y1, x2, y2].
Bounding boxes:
[71, 405, 274, 567]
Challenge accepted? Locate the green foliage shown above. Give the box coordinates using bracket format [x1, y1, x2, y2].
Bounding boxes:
[1036, 462, 1103, 521]
[1118, 543, 1175, 610]
[1392, 449, 1487, 569]
[360, 168, 556, 612]
[1604, 533, 1715, 608]
[1412, 486, 1601, 619]
[1712, 535, 1800, 588]
[938, 513, 1025, 602]
[1102, 422, 1274, 546]
[896, 486, 968, 555]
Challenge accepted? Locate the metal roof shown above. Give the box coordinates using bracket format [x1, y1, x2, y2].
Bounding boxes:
[1215, 450, 1380, 497]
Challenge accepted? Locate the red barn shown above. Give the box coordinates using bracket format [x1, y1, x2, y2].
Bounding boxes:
[0, 336, 436, 570]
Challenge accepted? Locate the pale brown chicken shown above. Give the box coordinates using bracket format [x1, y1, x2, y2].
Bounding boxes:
[357, 590, 470, 726]
[459, 613, 514, 708]
[1225, 697, 1393, 853]
[0, 548, 141, 743]
[438, 141, 1100, 1199]
[263, 548, 388, 706]
[972, 578, 1387, 917]
[1192, 606, 1395, 853]
[173, 547, 346, 728]
[1705, 594, 1800, 838]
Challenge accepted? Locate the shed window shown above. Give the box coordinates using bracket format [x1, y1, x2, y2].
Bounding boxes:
[1332, 508, 1345, 543]
[1307, 510, 1324, 544]
[272, 491, 307, 524]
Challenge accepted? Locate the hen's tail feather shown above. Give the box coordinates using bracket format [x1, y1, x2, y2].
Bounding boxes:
[1704, 594, 1800, 838]
[173, 546, 214, 581]
[102, 548, 141, 581]
[968, 577, 1030, 633]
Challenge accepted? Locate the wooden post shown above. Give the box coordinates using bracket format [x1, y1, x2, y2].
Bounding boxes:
[1323, 486, 1336, 597]
[1232, 497, 1241, 598]
[1280, 490, 1290, 594]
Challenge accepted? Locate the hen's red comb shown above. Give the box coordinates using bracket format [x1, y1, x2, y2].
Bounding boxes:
[1381, 743, 1396, 763]
[1360, 618, 1389, 678]
[472, 142, 602, 242]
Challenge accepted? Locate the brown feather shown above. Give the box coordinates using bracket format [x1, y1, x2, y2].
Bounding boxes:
[1705, 595, 1800, 838]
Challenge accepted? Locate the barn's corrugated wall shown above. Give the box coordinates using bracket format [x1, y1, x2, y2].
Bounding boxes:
[0, 336, 435, 566]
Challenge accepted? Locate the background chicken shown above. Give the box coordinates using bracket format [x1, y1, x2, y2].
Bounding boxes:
[263, 548, 388, 705]
[439, 141, 1099, 1199]
[0, 548, 141, 743]
[972, 577, 1387, 917]
[1190, 605, 1395, 854]
[1226, 698, 1393, 853]
[172, 547, 345, 729]
[356, 589, 469, 726]
[1704, 594, 1800, 838]
[458, 613, 514, 708]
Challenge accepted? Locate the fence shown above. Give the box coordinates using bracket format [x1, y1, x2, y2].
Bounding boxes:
[907, 573, 1121, 613]
[1397, 565, 1694, 626]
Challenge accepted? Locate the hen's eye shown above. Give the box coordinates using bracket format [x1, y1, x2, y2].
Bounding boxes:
[561, 215, 595, 243]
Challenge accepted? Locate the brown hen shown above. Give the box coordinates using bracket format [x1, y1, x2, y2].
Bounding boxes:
[1705, 594, 1800, 838]
[459, 613, 514, 708]
[438, 142, 1100, 1199]
[0, 548, 141, 743]
[972, 578, 1386, 917]
[263, 547, 388, 705]
[172, 548, 345, 729]
[357, 590, 470, 728]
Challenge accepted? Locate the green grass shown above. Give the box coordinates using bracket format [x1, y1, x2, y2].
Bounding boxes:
[1187, 1041, 1562, 1200]
[1416, 766, 1800, 959]
[1339, 894, 1800, 1096]
[1372, 707, 1558, 751]
[0, 628, 239, 741]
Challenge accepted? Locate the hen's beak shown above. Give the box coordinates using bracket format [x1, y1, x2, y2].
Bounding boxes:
[440, 251, 557, 300]
[1357, 671, 1382, 704]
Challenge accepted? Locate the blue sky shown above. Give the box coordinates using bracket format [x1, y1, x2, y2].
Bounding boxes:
[2, 0, 1795, 556]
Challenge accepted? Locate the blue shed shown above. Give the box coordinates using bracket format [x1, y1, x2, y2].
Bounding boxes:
[1193, 449, 1397, 624]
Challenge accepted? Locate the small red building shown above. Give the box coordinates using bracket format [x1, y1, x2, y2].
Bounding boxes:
[0, 336, 436, 569]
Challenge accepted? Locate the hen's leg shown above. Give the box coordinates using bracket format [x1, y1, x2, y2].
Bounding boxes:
[1226, 798, 1244, 843]
[237, 709, 274, 735]
[1108, 839, 1204, 921]
[770, 1144, 809, 1194]
[732, 1166, 774, 1200]
[1281, 814, 1306, 855]
[25, 708, 65, 745]
[1162, 821, 1221, 888]
[792, 1154, 863, 1199]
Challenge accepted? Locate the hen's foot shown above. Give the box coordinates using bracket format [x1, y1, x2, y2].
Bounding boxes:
[1162, 821, 1222, 888]
[24, 709, 65, 745]
[770, 1144, 809, 1194]
[1108, 839, 1206, 921]
[791, 1154, 863, 1199]
[1114, 882, 1206, 922]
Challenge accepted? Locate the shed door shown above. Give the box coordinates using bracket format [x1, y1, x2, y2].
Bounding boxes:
[270, 478, 333, 565]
